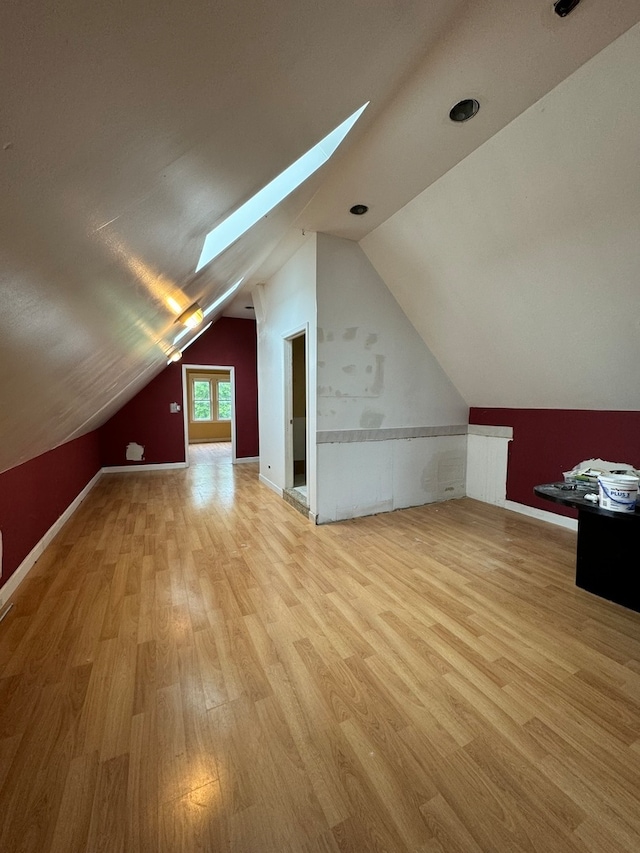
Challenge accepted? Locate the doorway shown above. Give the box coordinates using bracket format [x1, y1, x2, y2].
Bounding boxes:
[182, 364, 236, 465]
[288, 332, 307, 495]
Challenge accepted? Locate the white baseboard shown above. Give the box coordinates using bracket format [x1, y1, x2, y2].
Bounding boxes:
[102, 462, 188, 473]
[504, 499, 578, 532]
[234, 456, 259, 464]
[259, 473, 282, 496]
[0, 469, 103, 609]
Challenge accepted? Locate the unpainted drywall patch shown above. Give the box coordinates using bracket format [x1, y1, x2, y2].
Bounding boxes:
[126, 442, 145, 462]
[370, 354, 385, 395]
[360, 409, 385, 429]
[420, 449, 466, 498]
[317, 327, 383, 398]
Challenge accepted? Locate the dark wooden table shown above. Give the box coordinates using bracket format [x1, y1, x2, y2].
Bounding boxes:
[534, 482, 640, 612]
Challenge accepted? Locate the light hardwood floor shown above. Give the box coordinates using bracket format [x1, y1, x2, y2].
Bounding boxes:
[1, 443, 640, 852]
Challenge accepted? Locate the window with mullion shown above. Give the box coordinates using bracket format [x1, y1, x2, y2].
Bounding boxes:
[192, 378, 213, 422]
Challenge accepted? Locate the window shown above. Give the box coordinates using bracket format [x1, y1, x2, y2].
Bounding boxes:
[192, 379, 213, 421]
[190, 376, 232, 422]
[217, 381, 231, 421]
[195, 103, 369, 272]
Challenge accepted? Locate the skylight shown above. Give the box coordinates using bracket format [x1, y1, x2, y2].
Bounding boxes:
[195, 103, 369, 273]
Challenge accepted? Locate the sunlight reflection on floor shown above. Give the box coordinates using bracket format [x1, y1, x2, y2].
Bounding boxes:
[188, 443, 235, 509]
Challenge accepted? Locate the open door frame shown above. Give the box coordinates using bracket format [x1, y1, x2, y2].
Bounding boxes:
[181, 363, 237, 465]
[283, 325, 308, 492]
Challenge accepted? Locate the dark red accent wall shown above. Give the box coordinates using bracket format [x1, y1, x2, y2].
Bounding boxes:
[470, 408, 640, 518]
[100, 316, 258, 466]
[100, 365, 186, 466]
[0, 431, 102, 588]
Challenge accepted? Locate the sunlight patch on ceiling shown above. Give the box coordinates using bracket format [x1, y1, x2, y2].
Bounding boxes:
[172, 277, 245, 346]
[195, 103, 369, 272]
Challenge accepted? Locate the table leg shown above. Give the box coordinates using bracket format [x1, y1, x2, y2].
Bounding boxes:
[575, 510, 639, 612]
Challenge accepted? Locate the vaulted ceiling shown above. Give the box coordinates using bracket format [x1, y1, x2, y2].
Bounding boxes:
[1, 0, 639, 473]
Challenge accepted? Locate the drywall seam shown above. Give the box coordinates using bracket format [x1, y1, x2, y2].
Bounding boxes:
[317, 424, 467, 443]
[0, 469, 103, 608]
[504, 500, 578, 532]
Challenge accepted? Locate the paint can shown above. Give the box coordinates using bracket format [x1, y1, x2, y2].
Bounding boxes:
[597, 475, 639, 513]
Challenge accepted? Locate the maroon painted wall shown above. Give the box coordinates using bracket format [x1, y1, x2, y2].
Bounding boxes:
[0, 431, 102, 589]
[100, 365, 186, 466]
[470, 408, 640, 517]
[100, 316, 258, 466]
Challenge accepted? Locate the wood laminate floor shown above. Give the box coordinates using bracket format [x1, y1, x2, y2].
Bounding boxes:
[1, 443, 640, 852]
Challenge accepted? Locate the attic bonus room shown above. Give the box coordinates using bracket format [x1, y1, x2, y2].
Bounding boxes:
[1, 2, 640, 851]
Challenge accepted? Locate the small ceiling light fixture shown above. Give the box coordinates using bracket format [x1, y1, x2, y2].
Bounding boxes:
[167, 350, 183, 364]
[553, 0, 581, 17]
[176, 302, 204, 329]
[449, 98, 480, 123]
[349, 204, 369, 216]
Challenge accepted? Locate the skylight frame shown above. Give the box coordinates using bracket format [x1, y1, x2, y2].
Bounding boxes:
[195, 103, 369, 273]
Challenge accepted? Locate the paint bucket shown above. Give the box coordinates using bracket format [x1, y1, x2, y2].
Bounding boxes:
[597, 475, 639, 513]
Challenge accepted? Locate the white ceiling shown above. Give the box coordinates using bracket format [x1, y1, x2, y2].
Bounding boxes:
[362, 22, 640, 411]
[1, 0, 639, 472]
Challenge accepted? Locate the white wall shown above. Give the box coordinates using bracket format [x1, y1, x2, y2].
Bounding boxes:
[315, 234, 468, 523]
[255, 234, 317, 516]
[361, 23, 640, 411]
[465, 426, 512, 507]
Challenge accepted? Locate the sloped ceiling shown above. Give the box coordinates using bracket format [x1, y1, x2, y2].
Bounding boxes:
[361, 22, 640, 411]
[1, 0, 639, 473]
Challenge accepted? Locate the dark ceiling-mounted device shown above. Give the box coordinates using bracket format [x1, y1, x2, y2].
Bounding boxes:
[553, 0, 581, 17]
[449, 99, 480, 123]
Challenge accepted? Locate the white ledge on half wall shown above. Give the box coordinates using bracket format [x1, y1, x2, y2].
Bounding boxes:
[467, 424, 514, 439]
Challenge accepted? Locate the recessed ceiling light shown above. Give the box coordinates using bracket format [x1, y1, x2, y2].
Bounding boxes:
[449, 99, 480, 123]
[349, 204, 369, 215]
[553, 0, 581, 17]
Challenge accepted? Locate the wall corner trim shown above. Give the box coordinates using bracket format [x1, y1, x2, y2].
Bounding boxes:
[0, 469, 103, 608]
[101, 462, 188, 473]
[504, 499, 578, 532]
